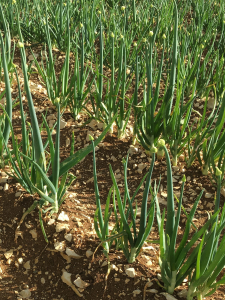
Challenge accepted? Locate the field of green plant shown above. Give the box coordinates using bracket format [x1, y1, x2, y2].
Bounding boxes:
[0, 0, 225, 299]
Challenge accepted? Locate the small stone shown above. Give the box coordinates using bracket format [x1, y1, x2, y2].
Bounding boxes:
[0, 178, 7, 183]
[161, 293, 178, 300]
[125, 279, 130, 284]
[48, 219, 55, 225]
[74, 277, 90, 289]
[6, 258, 12, 265]
[61, 270, 72, 286]
[15, 191, 22, 197]
[23, 261, 31, 270]
[54, 241, 66, 252]
[64, 233, 73, 242]
[114, 278, 120, 282]
[41, 277, 45, 284]
[4, 249, 13, 260]
[3, 183, 9, 191]
[101, 261, 108, 267]
[205, 192, 212, 199]
[148, 289, 158, 293]
[86, 249, 93, 258]
[161, 192, 167, 198]
[29, 229, 37, 239]
[56, 223, 70, 232]
[18, 258, 23, 264]
[20, 289, 31, 298]
[60, 118, 67, 129]
[133, 289, 141, 295]
[207, 97, 216, 109]
[58, 211, 69, 222]
[125, 267, 135, 278]
[66, 248, 82, 259]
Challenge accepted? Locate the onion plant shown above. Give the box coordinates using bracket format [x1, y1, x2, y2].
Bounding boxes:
[136, 1, 178, 153]
[109, 153, 155, 263]
[187, 168, 225, 300]
[92, 139, 124, 256]
[156, 141, 218, 294]
[0, 16, 116, 242]
[0, 4, 14, 158]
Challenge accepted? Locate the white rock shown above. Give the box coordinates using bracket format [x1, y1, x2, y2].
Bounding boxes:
[161, 192, 167, 198]
[60, 118, 67, 129]
[66, 248, 82, 259]
[18, 258, 23, 264]
[161, 293, 178, 300]
[56, 223, 69, 232]
[125, 267, 135, 278]
[23, 261, 31, 270]
[138, 163, 146, 171]
[48, 218, 55, 225]
[61, 270, 72, 286]
[15, 191, 22, 197]
[41, 277, 45, 284]
[0, 177, 7, 183]
[58, 211, 69, 222]
[29, 229, 37, 239]
[86, 249, 93, 258]
[148, 289, 158, 293]
[74, 277, 90, 289]
[20, 289, 31, 298]
[3, 183, 9, 191]
[207, 97, 216, 109]
[64, 233, 73, 242]
[133, 289, 141, 295]
[205, 192, 212, 199]
[66, 137, 70, 147]
[4, 249, 13, 260]
[54, 241, 66, 252]
[101, 261, 108, 267]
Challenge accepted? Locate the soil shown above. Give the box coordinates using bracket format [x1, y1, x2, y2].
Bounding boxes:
[0, 44, 225, 300]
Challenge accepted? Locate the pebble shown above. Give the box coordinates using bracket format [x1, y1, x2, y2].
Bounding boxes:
[4, 249, 13, 260]
[133, 289, 141, 295]
[66, 248, 82, 259]
[41, 277, 45, 284]
[3, 183, 9, 191]
[86, 249, 93, 258]
[74, 277, 90, 289]
[60, 118, 67, 129]
[19, 289, 31, 298]
[15, 191, 22, 197]
[54, 241, 66, 252]
[58, 211, 69, 222]
[205, 192, 212, 199]
[148, 289, 158, 293]
[64, 233, 73, 242]
[56, 223, 70, 232]
[125, 267, 135, 278]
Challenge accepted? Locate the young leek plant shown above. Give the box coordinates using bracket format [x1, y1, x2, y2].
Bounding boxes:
[109, 152, 156, 263]
[187, 168, 225, 300]
[156, 141, 219, 294]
